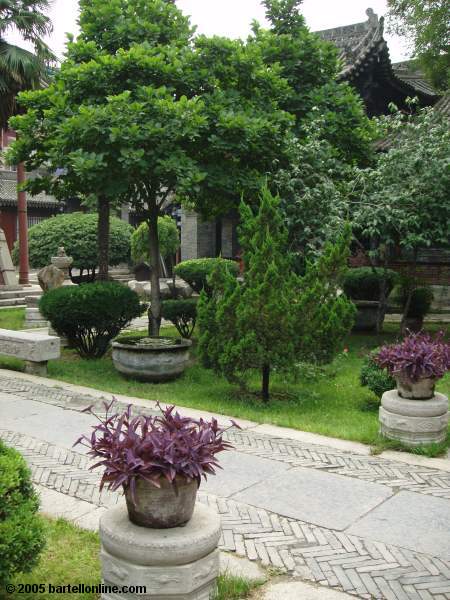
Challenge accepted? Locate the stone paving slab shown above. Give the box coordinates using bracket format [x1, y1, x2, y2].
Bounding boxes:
[348, 491, 450, 561]
[232, 467, 393, 531]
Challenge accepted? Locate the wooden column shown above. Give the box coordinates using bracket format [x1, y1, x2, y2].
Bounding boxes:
[17, 162, 29, 285]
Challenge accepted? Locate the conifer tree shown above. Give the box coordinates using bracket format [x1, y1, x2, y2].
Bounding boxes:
[198, 186, 297, 402]
[198, 189, 356, 402]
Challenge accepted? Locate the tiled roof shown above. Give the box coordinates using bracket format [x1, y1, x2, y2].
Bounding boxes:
[316, 8, 439, 101]
[0, 170, 59, 208]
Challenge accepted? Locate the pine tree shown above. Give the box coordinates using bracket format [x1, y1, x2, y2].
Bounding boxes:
[294, 226, 356, 364]
[198, 186, 297, 401]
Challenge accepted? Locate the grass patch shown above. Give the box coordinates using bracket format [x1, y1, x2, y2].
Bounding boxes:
[0, 307, 25, 331]
[2, 517, 257, 600]
[0, 317, 448, 450]
[215, 574, 262, 600]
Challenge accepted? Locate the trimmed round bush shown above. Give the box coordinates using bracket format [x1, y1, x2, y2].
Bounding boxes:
[403, 287, 434, 318]
[12, 212, 133, 275]
[174, 258, 239, 295]
[0, 440, 45, 585]
[131, 216, 180, 264]
[161, 299, 197, 339]
[40, 282, 145, 358]
[343, 267, 398, 301]
[360, 352, 395, 399]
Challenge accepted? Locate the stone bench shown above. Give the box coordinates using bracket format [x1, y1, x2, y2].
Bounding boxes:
[0, 328, 60, 376]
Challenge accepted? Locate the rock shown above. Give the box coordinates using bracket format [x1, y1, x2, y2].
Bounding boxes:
[129, 280, 172, 300]
[134, 262, 152, 282]
[167, 278, 193, 299]
[37, 265, 65, 292]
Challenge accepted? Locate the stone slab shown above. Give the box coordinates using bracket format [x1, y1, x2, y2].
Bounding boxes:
[0, 328, 60, 362]
[262, 581, 355, 600]
[348, 490, 450, 560]
[232, 467, 393, 530]
[0, 395, 97, 452]
[201, 450, 290, 497]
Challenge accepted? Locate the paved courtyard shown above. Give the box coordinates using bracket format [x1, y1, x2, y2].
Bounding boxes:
[1, 370, 450, 600]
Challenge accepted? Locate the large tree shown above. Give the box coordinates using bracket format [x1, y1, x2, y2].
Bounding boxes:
[352, 105, 450, 331]
[253, 0, 375, 166]
[386, 0, 449, 91]
[9, 0, 293, 334]
[0, 0, 54, 128]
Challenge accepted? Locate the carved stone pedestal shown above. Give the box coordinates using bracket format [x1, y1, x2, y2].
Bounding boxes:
[99, 503, 221, 600]
[379, 389, 449, 446]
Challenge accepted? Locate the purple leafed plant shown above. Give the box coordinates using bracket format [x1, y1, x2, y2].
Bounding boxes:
[74, 400, 240, 502]
[374, 331, 450, 383]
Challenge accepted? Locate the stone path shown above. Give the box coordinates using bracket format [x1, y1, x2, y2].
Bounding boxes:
[1, 372, 450, 600]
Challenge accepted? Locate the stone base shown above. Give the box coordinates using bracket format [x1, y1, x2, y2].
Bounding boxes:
[99, 502, 221, 600]
[25, 308, 48, 329]
[380, 390, 449, 446]
[24, 360, 48, 376]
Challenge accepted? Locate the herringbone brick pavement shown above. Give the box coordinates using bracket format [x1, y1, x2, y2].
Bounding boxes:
[3, 374, 449, 500]
[1, 428, 450, 600]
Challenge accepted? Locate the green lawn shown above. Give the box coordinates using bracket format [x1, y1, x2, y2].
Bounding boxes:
[1, 517, 259, 600]
[0, 308, 449, 451]
[0, 307, 25, 331]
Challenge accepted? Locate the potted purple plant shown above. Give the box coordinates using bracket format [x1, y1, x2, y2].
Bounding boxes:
[75, 400, 238, 528]
[374, 332, 450, 399]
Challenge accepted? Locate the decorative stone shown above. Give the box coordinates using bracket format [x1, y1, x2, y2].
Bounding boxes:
[37, 265, 65, 292]
[167, 278, 194, 299]
[380, 389, 449, 445]
[127, 280, 171, 300]
[0, 328, 60, 376]
[133, 262, 152, 282]
[0, 227, 18, 287]
[99, 503, 221, 599]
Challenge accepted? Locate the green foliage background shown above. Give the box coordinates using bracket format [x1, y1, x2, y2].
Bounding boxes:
[130, 217, 180, 264]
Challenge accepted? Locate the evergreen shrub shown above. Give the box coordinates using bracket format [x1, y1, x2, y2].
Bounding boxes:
[360, 352, 395, 399]
[174, 258, 239, 295]
[12, 213, 133, 278]
[161, 299, 197, 339]
[343, 267, 398, 301]
[40, 282, 145, 358]
[0, 441, 45, 585]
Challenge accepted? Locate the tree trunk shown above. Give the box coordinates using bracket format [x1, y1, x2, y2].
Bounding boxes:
[400, 249, 418, 335]
[97, 196, 110, 281]
[376, 264, 388, 335]
[262, 363, 270, 403]
[148, 208, 161, 336]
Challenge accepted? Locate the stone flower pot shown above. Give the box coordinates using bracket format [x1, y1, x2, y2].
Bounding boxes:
[112, 336, 192, 382]
[352, 300, 384, 332]
[395, 376, 436, 400]
[125, 477, 198, 528]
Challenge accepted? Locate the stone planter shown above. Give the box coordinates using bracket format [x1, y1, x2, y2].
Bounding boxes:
[125, 477, 198, 529]
[112, 336, 192, 382]
[99, 503, 221, 600]
[352, 300, 384, 332]
[379, 389, 449, 446]
[395, 376, 436, 400]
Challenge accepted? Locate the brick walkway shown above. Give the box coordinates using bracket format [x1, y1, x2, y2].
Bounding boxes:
[1, 374, 450, 600]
